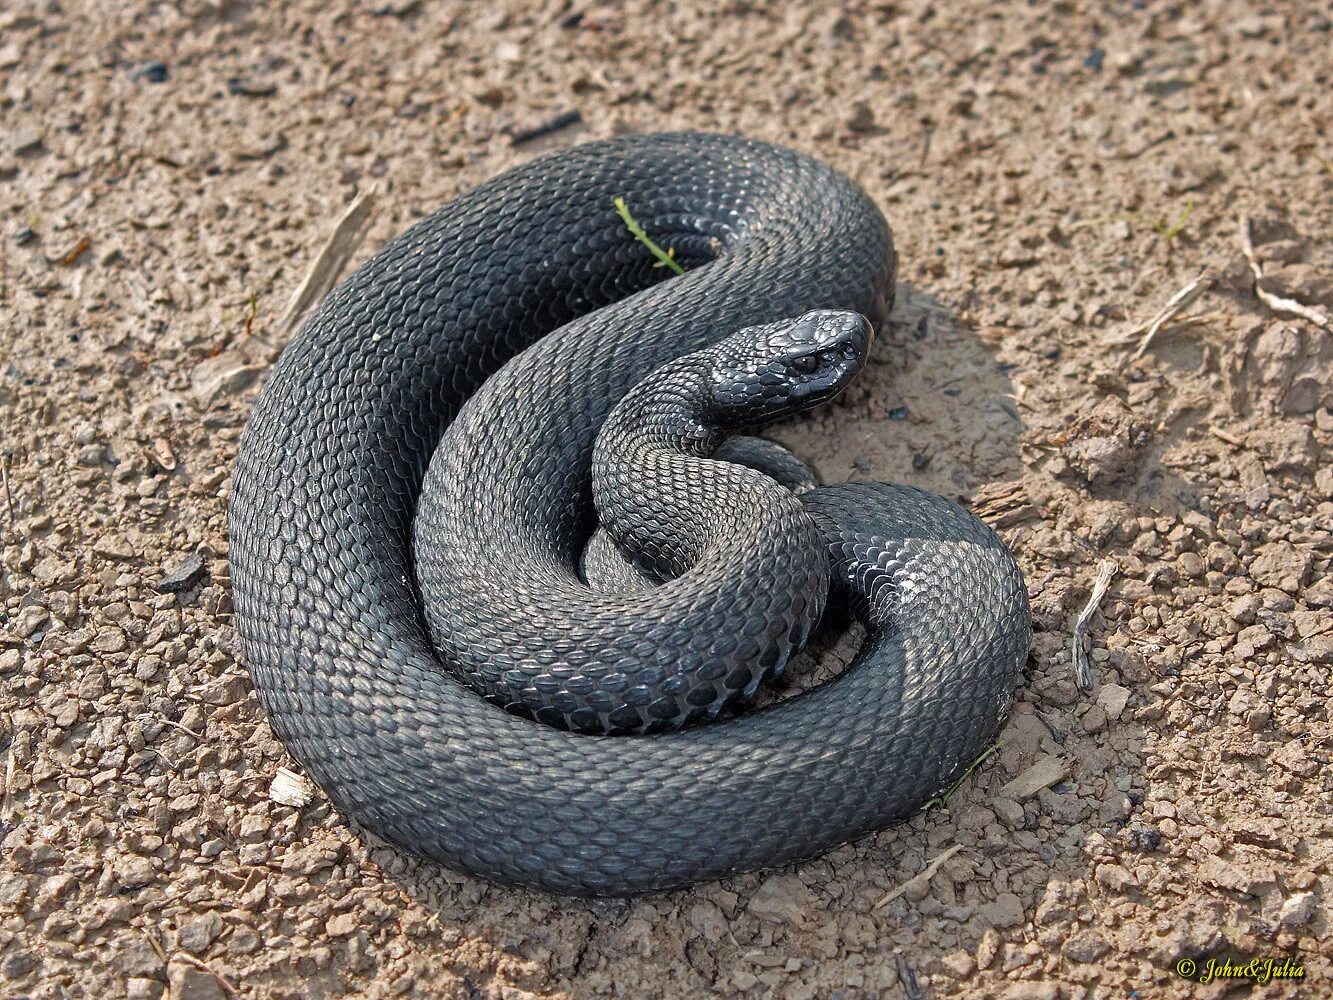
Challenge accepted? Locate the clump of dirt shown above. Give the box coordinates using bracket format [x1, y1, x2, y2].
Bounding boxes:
[1060, 395, 1154, 488]
[1, 1, 1330, 999]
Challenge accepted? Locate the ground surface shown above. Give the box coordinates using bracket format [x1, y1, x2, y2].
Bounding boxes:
[2, 0, 1331, 998]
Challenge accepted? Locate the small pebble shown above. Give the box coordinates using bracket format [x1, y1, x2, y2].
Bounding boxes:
[846, 101, 875, 132]
[157, 554, 207, 594]
[131, 61, 169, 83]
[228, 77, 278, 98]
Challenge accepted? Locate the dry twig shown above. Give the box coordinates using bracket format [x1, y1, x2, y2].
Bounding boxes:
[1, 454, 14, 529]
[1239, 215, 1332, 330]
[1101, 310, 1222, 348]
[1129, 269, 1214, 359]
[275, 185, 379, 338]
[875, 844, 963, 908]
[1, 750, 15, 823]
[1071, 560, 1117, 691]
[138, 927, 168, 963]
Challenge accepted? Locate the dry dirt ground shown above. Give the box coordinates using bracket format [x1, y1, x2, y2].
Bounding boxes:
[2, 0, 1331, 997]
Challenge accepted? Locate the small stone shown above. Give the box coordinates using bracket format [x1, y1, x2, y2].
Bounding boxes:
[846, 101, 875, 132]
[0, 873, 29, 909]
[4, 951, 36, 979]
[228, 925, 260, 955]
[1000, 983, 1060, 1000]
[1082, 704, 1108, 734]
[1230, 593, 1262, 624]
[1095, 683, 1131, 719]
[177, 912, 223, 954]
[1249, 541, 1313, 593]
[1234, 14, 1281, 38]
[941, 949, 975, 977]
[1198, 856, 1262, 895]
[280, 843, 339, 876]
[1227, 688, 1271, 730]
[237, 814, 269, 844]
[94, 534, 137, 560]
[976, 928, 1002, 969]
[192, 351, 261, 406]
[687, 900, 728, 939]
[1302, 635, 1333, 664]
[227, 77, 278, 97]
[1064, 931, 1110, 963]
[14, 605, 49, 638]
[157, 554, 207, 593]
[1121, 818, 1162, 849]
[93, 627, 128, 654]
[1094, 863, 1135, 893]
[9, 128, 43, 155]
[746, 875, 814, 925]
[131, 61, 170, 84]
[1177, 551, 1205, 578]
[1277, 892, 1315, 929]
[993, 797, 1025, 827]
[114, 938, 163, 978]
[127, 978, 164, 1000]
[114, 856, 157, 890]
[326, 912, 359, 937]
[979, 891, 1024, 928]
[167, 961, 227, 1000]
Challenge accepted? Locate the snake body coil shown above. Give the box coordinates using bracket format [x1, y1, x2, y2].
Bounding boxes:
[230, 132, 1030, 897]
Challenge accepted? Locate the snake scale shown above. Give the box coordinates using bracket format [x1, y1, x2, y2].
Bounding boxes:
[229, 132, 1031, 897]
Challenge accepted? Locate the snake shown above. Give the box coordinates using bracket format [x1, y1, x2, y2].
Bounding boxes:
[229, 132, 1031, 897]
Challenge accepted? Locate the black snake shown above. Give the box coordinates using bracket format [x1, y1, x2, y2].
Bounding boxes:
[229, 132, 1030, 897]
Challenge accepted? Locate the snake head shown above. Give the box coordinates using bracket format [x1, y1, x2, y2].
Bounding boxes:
[705, 310, 872, 426]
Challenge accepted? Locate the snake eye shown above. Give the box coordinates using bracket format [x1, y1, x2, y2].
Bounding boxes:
[792, 354, 820, 374]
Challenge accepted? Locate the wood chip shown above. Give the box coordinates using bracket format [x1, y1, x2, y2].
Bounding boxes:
[997, 755, 1067, 800]
[1070, 559, 1116, 690]
[58, 235, 91, 266]
[969, 480, 1038, 528]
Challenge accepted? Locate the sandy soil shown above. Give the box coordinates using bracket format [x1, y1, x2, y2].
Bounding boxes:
[2, 0, 1331, 997]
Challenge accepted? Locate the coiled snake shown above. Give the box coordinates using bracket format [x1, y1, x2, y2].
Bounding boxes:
[229, 132, 1030, 897]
